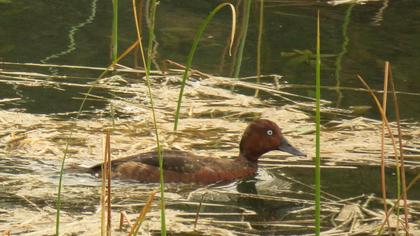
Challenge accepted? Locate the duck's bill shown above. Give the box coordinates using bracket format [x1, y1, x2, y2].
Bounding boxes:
[278, 138, 306, 157]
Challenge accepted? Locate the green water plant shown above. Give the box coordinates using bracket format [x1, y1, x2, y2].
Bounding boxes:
[281, 49, 334, 68]
[54, 9, 141, 236]
[55, 75, 112, 235]
[54, 0, 157, 233]
[173, 3, 236, 131]
[314, 10, 321, 236]
[111, 0, 119, 61]
[255, 0, 264, 96]
[131, 0, 167, 234]
[233, 0, 251, 78]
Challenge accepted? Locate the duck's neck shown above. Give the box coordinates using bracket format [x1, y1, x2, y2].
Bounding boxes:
[237, 153, 259, 166]
[238, 148, 263, 163]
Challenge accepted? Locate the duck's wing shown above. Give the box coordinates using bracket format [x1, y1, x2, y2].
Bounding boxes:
[88, 150, 255, 184]
[129, 150, 204, 173]
[90, 150, 204, 174]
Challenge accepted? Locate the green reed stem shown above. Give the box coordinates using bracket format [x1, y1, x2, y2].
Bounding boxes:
[173, 3, 236, 131]
[56, 84, 96, 235]
[131, 0, 167, 234]
[111, 0, 119, 61]
[55, 3, 138, 232]
[314, 10, 321, 236]
[56, 143, 69, 236]
[55, 14, 131, 233]
[146, 1, 167, 235]
[233, 0, 251, 78]
[255, 0, 264, 96]
[55, 65, 117, 235]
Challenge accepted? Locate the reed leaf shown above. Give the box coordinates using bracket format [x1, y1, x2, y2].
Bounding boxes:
[173, 3, 236, 131]
[131, 0, 166, 234]
[233, 0, 251, 78]
[111, 0, 119, 61]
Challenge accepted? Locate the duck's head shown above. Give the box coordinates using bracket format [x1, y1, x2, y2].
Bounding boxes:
[239, 119, 306, 162]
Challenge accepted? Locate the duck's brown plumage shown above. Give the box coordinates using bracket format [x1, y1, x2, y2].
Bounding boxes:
[88, 119, 305, 184]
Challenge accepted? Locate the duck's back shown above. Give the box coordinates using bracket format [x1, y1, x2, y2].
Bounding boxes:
[89, 150, 257, 184]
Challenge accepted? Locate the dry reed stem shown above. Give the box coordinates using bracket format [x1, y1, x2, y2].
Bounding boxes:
[119, 211, 133, 229]
[15, 194, 44, 213]
[388, 64, 410, 233]
[380, 61, 390, 228]
[377, 174, 419, 234]
[0, 61, 161, 74]
[164, 59, 211, 78]
[106, 131, 111, 236]
[357, 74, 412, 235]
[177, 212, 256, 217]
[193, 192, 207, 230]
[356, 75, 401, 176]
[2, 62, 420, 235]
[129, 191, 158, 236]
[100, 135, 106, 235]
[283, 83, 420, 97]
[209, 76, 331, 104]
[101, 131, 112, 236]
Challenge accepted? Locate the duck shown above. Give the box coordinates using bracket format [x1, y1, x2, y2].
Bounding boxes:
[87, 119, 306, 184]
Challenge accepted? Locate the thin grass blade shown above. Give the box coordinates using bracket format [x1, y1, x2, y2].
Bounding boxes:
[131, 0, 166, 234]
[173, 3, 236, 131]
[233, 0, 251, 78]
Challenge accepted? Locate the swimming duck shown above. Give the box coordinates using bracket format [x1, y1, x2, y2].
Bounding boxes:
[88, 119, 305, 184]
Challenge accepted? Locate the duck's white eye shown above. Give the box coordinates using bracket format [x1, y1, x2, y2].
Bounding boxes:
[267, 129, 273, 136]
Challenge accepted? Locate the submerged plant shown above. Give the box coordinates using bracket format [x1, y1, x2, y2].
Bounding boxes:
[281, 49, 334, 68]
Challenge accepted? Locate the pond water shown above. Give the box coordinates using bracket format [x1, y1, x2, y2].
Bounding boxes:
[1, 0, 420, 119]
[1, 0, 420, 235]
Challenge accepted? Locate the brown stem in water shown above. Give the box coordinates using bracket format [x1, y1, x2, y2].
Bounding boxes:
[377, 174, 419, 234]
[388, 64, 409, 234]
[380, 61, 390, 228]
[194, 192, 207, 230]
[106, 131, 112, 236]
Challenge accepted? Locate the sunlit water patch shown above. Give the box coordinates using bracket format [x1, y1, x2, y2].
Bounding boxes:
[0, 70, 419, 234]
